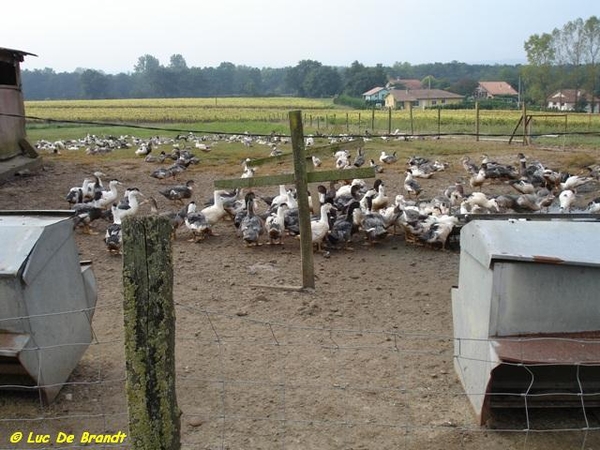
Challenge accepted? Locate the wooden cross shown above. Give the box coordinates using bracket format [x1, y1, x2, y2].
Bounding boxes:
[214, 110, 376, 290]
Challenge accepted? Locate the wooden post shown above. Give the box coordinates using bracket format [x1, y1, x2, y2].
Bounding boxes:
[388, 107, 392, 134]
[371, 107, 375, 132]
[358, 112, 361, 134]
[289, 110, 315, 290]
[409, 102, 414, 136]
[437, 107, 441, 137]
[522, 101, 527, 145]
[475, 101, 480, 142]
[122, 216, 181, 450]
[346, 113, 349, 132]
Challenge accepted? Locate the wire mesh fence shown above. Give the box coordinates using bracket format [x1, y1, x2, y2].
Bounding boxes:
[1, 301, 599, 449]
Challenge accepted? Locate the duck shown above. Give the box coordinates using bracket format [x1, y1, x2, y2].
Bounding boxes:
[112, 190, 143, 224]
[370, 159, 384, 174]
[559, 174, 593, 192]
[71, 203, 112, 235]
[93, 179, 121, 209]
[200, 190, 229, 231]
[469, 166, 487, 191]
[309, 203, 336, 252]
[443, 182, 465, 207]
[370, 180, 389, 212]
[353, 147, 365, 167]
[359, 193, 389, 244]
[586, 197, 600, 213]
[403, 169, 422, 198]
[559, 189, 576, 212]
[184, 202, 211, 242]
[66, 177, 94, 205]
[104, 222, 122, 255]
[135, 142, 152, 156]
[463, 192, 500, 213]
[265, 203, 288, 245]
[509, 178, 536, 195]
[327, 201, 361, 250]
[241, 158, 256, 178]
[239, 192, 265, 246]
[145, 150, 167, 163]
[158, 180, 194, 205]
[461, 156, 478, 175]
[311, 155, 322, 168]
[379, 151, 398, 164]
[416, 214, 458, 250]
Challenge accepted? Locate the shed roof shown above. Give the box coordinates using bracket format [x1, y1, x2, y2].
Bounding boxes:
[0, 47, 38, 61]
[387, 88, 463, 101]
[478, 81, 517, 96]
[461, 219, 600, 269]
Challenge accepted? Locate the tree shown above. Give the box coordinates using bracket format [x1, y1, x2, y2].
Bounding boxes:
[523, 33, 557, 106]
[80, 69, 109, 99]
[342, 61, 387, 97]
[285, 60, 322, 96]
[302, 66, 342, 97]
[169, 54, 188, 70]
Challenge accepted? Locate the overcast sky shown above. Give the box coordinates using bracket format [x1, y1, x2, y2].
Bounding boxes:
[3, 0, 598, 74]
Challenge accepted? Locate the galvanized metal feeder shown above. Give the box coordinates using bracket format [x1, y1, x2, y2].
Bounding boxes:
[0, 211, 97, 402]
[452, 219, 600, 425]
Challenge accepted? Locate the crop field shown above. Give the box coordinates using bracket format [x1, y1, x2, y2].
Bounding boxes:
[24, 97, 600, 149]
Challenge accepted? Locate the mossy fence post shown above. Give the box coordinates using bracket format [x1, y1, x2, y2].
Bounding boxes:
[122, 216, 181, 450]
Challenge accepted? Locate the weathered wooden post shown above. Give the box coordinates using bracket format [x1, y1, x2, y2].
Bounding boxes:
[289, 110, 315, 289]
[522, 101, 528, 145]
[409, 102, 414, 136]
[475, 101, 480, 142]
[437, 107, 441, 137]
[122, 216, 181, 450]
[387, 107, 392, 134]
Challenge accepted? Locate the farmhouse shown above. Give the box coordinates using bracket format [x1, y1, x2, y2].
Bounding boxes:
[474, 81, 518, 99]
[0, 46, 41, 180]
[362, 86, 389, 105]
[547, 89, 600, 113]
[384, 88, 463, 110]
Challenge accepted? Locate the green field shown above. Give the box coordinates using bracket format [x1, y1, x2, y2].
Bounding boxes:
[24, 97, 600, 150]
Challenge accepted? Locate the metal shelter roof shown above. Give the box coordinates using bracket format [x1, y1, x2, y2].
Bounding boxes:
[460, 219, 600, 268]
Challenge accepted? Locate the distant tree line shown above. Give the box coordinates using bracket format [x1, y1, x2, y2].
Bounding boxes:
[20, 57, 522, 102]
[21, 15, 599, 111]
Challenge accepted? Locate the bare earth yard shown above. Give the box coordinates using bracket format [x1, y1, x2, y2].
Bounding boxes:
[0, 139, 599, 450]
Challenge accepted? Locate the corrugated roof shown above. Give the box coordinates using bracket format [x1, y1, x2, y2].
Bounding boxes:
[478, 81, 517, 96]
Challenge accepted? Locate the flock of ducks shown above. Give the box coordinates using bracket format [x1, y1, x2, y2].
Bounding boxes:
[60, 132, 600, 255]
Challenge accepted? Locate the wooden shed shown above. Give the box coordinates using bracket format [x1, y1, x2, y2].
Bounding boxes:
[0, 46, 41, 181]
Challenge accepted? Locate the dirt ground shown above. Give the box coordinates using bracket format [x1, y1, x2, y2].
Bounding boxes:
[1, 139, 599, 450]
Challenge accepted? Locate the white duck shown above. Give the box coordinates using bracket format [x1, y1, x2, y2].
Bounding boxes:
[241, 158, 256, 178]
[559, 189, 576, 212]
[112, 190, 143, 224]
[200, 190, 229, 230]
[309, 203, 336, 252]
[93, 179, 121, 209]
